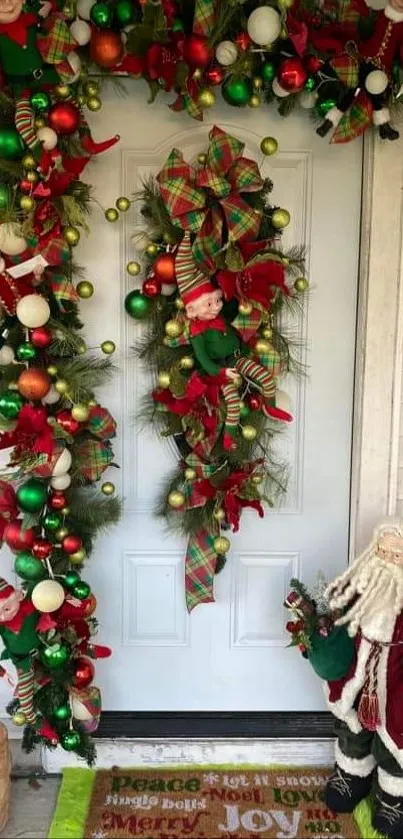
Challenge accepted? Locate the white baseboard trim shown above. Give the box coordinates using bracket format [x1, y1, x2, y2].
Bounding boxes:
[43, 737, 335, 774]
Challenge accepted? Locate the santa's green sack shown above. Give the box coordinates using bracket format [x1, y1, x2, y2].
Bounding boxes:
[308, 625, 355, 681]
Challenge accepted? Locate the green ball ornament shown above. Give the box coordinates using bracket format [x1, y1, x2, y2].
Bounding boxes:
[115, 0, 134, 26]
[43, 511, 63, 532]
[172, 17, 184, 31]
[304, 76, 316, 92]
[30, 91, 50, 112]
[16, 342, 37, 362]
[125, 290, 152, 320]
[64, 570, 81, 590]
[261, 61, 275, 83]
[222, 76, 253, 107]
[53, 704, 71, 721]
[14, 552, 45, 582]
[0, 128, 24, 161]
[90, 1, 112, 26]
[72, 580, 91, 600]
[240, 401, 250, 420]
[116, 196, 130, 212]
[41, 644, 70, 670]
[317, 97, 337, 117]
[0, 390, 23, 420]
[0, 184, 11, 210]
[17, 479, 47, 513]
[61, 730, 81, 751]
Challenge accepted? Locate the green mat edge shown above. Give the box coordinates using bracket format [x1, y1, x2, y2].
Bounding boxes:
[48, 764, 383, 839]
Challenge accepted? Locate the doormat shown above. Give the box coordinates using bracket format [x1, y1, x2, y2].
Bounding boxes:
[48, 766, 381, 839]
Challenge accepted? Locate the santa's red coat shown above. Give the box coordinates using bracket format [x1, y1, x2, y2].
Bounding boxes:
[354, 1, 403, 73]
[326, 613, 403, 766]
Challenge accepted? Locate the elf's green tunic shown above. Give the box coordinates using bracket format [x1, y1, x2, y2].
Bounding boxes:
[0, 601, 40, 672]
[190, 319, 240, 377]
[0, 4, 62, 93]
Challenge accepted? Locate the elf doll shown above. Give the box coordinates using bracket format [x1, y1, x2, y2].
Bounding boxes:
[0, 577, 57, 741]
[175, 234, 292, 451]
[316, 0, 403, 141]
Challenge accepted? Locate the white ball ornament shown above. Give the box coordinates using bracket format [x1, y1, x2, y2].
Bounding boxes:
[76, 0, 96, 19]
[247, 6, 281, 46]
[71, 696, 93, 721]
[67, 51, 82, 82]
[42, 386, 61, 406]
[0, 223, 27, 256]
[365, 69, 388, 95]
[0, 346, 14, 365]
[161, 283, 177, 297]
[50, 473, 72, 490]
[37, 127, 58, 151]
[16, 294, 50, 328]
[272, 78, 290, 98]
[70, 19, 92, 45]
[215, 40, 238, 67]
[32, 579, 65, 612]
[52, 448, 72, 477]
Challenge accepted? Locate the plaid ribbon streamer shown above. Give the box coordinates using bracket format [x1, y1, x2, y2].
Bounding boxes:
[74, 439, 114, 482]
[87, 406, 117, 441]
[193, 0, 215, 37]
[330, 53, 359, 88]
[37, 14, 75, 64]
[157, 125, 263, 272]
[331, 90, 372, 143]
[185, 529, 217, 612]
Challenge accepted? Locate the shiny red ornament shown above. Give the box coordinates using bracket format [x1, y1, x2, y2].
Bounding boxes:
[30, 327, 52, 349]
[248, 393, 263, 411]
[48, 102, 80, 136]
[277, 58, 307, 92]
[83, 593, 97, 617]
[32, 537, 53, 560]
[234, 32, 252, 51]
[305, 54, 322, 74]
[153, 252, 176, 283]
[62, 534, 82, 554]
[142, 277, 161, 298]
[204, 65, 224, 86]
[90, 29, 123, 68]
[72, 656, 95, 688]
[55, 410, 80, 435]
[20, 179, 33, 195]
[49, 492, 67, 510]
[183, 34, 212, 68]
[4, 520, 35, 552]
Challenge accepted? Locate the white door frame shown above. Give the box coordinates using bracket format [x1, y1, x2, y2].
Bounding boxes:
[351, 121, 403, 555]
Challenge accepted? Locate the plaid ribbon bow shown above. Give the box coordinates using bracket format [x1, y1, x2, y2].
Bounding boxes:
[157, 126, 263, 272]
[36, 13, 78, 83]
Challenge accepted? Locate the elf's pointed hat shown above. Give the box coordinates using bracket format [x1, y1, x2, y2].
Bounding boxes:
[0, 578, 15, 600]
[176, 233, 215, 306]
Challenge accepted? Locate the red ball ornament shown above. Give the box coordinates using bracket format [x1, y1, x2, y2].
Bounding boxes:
[4, 520, 35, 553]
[183, 34, 212, 68]
[17, 368, 50, 400]
[49, 492, 67, 510]
[277, 58, 308, 92]
[32, 537, 53, 560]
[30, 327, 52, 349]
[305, 54, 322, 74]
[247, 393, 263, 411]
[90, 29, 123, 68]
[72, 656, 95, 688]
[62, 534, 82, 554]
[153, 252, 176, 283]
[55, 410, 80, 435]
[48, 102, 80, 136]
[235, 32, 252, 51]
[204, 66, 224, 86]
[142, 277, 161, 298]
[20, 179, 33, 195]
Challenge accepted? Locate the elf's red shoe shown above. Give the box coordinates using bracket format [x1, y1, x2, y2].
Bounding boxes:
[263, 404, 293, 422]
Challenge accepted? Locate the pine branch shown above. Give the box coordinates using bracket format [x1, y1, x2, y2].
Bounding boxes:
[55, 354, 115, 402]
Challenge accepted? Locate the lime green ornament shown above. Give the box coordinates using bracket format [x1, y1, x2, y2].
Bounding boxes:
[90, 1, 113, 27]
[304, 76, 316, 91]
[30, 91, 50, 112]
[16, 342, 37, 362]
[116, 196, 130, 212]
[115, 0, 134, 26]
[14, 552, 45, 582]
[317, 97, 337, 117]
[125, 290, 152, 320]
[105, 208, 119, 222]
[0, 128, 24, 161]
[43, 511, 62, 531]
[0, 184, 10, 210]
[222, 76, 253, 107]
[261, 62, 275, 83]
[0, 390, 23, 419]
[17, 479, 47, 513]
[54, 704, 71, 721]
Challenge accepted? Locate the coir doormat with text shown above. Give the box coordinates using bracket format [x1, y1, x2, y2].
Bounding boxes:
[48, 766, 379, 839]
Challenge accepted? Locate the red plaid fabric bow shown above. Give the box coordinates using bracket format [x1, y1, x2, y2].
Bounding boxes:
[157, 126, 263, 273]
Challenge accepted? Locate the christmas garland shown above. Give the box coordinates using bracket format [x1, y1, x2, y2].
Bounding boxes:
[124, 125, 307, 611]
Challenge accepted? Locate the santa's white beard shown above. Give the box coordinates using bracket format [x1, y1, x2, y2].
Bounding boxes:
[326, 553, 403, 642]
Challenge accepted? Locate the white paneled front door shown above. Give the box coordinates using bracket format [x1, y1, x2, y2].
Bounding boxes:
[66, 82, 362, 713]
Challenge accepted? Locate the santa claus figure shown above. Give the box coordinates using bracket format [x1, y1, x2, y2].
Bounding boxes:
[313, 520, 403, 838]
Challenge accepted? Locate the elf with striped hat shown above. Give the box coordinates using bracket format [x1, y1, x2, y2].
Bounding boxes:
[176, 234, 292, 450]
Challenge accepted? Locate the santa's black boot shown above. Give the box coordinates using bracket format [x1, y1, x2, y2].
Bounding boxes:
[324, 765, 374, 813]
[379, 123, 400, 141]
[373, 770, 403, 838]
[316, 118, 333, 138]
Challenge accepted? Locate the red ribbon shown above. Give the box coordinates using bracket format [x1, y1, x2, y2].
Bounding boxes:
[0, 405, 54, 459]
[217, 241, 289, 309]
[147, 34, 184, 91]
